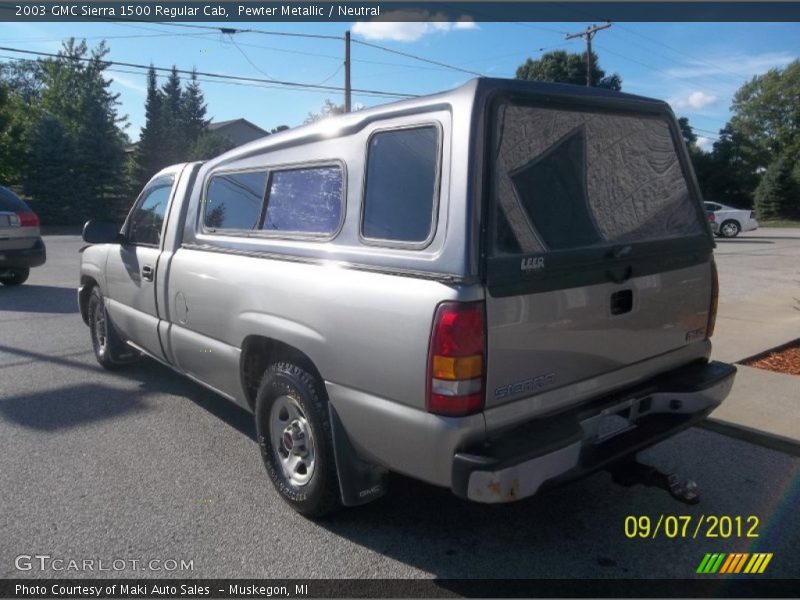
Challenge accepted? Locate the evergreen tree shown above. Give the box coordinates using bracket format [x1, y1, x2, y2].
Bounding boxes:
[754, 154, 800, 220]
[188, 132, 236, 161]
[181, 69, 208, 149]
[24, 116, 75, 223]
[160, 67, 184, 165]
[133, 66, 166, 190]
[22, 39, 128, 225]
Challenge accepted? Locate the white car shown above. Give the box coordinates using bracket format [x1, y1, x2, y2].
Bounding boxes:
[704, 201, 759, 238]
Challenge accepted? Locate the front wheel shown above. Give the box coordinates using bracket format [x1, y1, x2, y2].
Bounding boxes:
[255, 362, 341, 518]
[87, 287, 138, 369]
[0, 268, 30, 285]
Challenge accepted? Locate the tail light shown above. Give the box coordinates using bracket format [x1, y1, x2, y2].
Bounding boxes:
[707, 212, 716, 223]
[707, 261, 719, 338]
[427, 301, 486, 417]
[16, 211, 40, 227]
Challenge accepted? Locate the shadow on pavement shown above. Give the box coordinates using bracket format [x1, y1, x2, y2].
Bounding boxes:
[0, 383, 150, 431]
[0, 284, 78, 314]
[0, 345, 255, 440]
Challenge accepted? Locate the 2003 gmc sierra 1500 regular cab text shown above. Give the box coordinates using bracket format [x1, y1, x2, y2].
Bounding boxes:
[78, 77, 736, 517]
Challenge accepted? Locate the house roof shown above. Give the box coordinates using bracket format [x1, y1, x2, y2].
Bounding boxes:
[208, 118, 269, 135]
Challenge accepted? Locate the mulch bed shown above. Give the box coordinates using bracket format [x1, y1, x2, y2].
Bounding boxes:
[742, 342, 800, 376]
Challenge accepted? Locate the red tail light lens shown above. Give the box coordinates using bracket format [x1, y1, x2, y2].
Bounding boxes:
[707, 212, 716, 222]
[17, 211, 39, 227]
[707, 261, 719, 338]
[427, 301, 486, 417]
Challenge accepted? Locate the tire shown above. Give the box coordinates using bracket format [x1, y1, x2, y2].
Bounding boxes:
[0, 268, 30, 285]
[719, 220, 741, 238]
[255, 362, 341, 518]
[87, 286, 138, 369]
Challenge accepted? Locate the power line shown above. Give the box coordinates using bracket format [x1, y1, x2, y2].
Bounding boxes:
[222, 33, 278, 80]
[612, 24, 752, 86]
[351, 38, 485, 77]
[0, 45, 416, 99]
[0, 53, 410, 104]
[0, 31, 217, 44]
[593, 43, 734, 99]
[120, 20, 343, 41]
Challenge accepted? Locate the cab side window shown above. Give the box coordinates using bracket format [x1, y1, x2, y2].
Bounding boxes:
[127, 176, 174, 246]
[204, 171, 268, 231]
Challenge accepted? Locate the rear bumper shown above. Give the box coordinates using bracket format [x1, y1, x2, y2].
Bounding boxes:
[0, 238, 46, 269]
[452, 360, 736, 503]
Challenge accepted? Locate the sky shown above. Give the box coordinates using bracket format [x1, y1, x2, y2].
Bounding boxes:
[1, 19, 798, 150]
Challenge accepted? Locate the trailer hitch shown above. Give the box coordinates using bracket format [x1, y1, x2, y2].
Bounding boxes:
[608, 457, 699, 505]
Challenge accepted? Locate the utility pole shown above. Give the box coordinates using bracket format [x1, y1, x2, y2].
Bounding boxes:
[565, 22, 612, 87]
[344, 30, 351, 113]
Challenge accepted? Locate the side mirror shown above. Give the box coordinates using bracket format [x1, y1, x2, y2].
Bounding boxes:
[82, 219, 121, 244]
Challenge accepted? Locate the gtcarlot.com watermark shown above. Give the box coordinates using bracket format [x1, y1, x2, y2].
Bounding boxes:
[15, 554, 194, 572]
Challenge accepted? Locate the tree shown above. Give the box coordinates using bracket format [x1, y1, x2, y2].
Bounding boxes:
[188, 132, 236, 161]
[690, 124, 761, 208]
[729, 60, 800, 171]
[515, 50, 622, 91]
[132, 66, 166, 191]
[754, 153, 800, 220]
[160, 67, 184, 166]
[24, 116, 75, 223]
[1, 61, 46, 186]
[22, 39, 128, 224]
[181, 70, 208, 149]
[304, 99, 346, 123]
[678, 116, 697, 146]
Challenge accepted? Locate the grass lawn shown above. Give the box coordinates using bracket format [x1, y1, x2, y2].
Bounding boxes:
[759, 220, 800, 228]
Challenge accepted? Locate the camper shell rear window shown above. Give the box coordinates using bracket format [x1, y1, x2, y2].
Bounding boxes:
[491, 101, 707, 256]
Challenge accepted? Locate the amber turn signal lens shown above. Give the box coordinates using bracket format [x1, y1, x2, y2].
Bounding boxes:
[432, 355, 483, 380]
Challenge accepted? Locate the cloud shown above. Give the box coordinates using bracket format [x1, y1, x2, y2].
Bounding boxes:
[665, 51, 795, 80]
[109, 74, 147, 95]
[696, 136, 715, 152]
[352, 12, 478, 42]
[670, 90, 719, 110]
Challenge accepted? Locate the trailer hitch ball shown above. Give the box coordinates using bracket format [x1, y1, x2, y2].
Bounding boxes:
[668, 474, 700, 504]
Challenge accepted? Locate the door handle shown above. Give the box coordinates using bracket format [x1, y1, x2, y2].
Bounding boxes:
[142, 265, 154, 281]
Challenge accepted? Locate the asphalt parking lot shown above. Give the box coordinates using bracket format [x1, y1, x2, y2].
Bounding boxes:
[1, 232, 799, 581]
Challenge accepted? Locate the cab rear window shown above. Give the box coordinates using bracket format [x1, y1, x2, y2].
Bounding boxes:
[361, 126, 439, 244]
[493, 103, 705, 255]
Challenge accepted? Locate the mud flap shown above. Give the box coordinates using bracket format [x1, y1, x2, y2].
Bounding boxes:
[328, 405, 388, 506]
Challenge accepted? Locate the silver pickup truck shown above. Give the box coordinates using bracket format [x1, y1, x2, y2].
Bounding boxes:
[79, 77, 736, 517]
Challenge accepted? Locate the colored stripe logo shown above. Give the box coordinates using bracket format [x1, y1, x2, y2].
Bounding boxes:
[697, 553, 773, 574]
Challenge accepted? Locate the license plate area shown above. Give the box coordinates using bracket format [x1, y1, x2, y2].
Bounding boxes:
[584, 396, 650, 444]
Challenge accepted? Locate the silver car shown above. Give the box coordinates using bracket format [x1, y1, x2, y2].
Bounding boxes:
[704, 201, 759, 238]
[0, 186, 46, 285]
[79, 78, 736, 517]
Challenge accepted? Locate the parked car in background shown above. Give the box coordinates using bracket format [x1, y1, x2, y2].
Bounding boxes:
[704, 201, 759, 238]
[0, 186, 46, 285]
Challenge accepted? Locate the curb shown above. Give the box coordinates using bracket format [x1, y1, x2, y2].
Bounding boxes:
[697, 418, 800, 458]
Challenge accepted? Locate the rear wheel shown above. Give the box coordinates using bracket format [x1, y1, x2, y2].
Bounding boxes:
[720, 220, 740, 238]
[255, 362, 341, 518]
[0, 268, 30, 285]
[87, 286, 138, 369]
